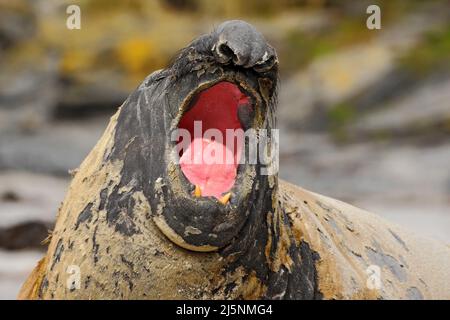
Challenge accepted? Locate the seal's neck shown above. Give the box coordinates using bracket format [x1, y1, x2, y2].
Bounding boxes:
[217, 179, 322, 299]
[216, 176, 281, 297]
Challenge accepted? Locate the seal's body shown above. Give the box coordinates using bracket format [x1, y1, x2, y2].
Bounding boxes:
[19, 21, 450, 300]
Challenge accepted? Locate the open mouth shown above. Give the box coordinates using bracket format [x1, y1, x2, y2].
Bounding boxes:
[177, 81, 254, 202]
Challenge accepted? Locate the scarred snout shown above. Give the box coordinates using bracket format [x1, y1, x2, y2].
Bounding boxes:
[212, 20, 278, 71]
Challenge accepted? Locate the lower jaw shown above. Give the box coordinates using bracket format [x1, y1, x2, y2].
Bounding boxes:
[157, 156, 257, 248]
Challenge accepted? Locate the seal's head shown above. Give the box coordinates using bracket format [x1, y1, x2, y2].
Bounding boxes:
[110, 20, 278, 252]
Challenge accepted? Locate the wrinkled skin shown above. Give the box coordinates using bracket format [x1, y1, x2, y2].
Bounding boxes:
[19, 21, 450, 300]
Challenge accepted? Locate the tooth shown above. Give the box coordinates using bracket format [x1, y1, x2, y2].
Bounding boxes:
[194, 185, 202, 197]
[219, 192, 231, 205]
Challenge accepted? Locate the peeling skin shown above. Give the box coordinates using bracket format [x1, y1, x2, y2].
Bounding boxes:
[184, 226, 202, 236]
[19, 20, 450, 300]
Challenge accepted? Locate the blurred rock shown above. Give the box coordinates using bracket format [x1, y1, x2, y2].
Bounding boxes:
[0, 171, 68, 227]
[0, 0, 337, 123]
[0, 58, 59, 134]
[0, 117, 108, 174]
[0, 0, 36, 51]
[279, 42, 394, 130]
[348, 74, 450, 140]
[0, 1, 61, 133]
[278, 5, 450, 131]
[0, 221, 51, 251]
[56, 72, 128, 119]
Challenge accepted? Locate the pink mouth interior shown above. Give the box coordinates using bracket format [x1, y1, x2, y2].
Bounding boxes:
[178, 82, 250, 199]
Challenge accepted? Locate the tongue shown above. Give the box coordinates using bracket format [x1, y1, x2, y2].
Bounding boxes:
[180, 137, 238, 199]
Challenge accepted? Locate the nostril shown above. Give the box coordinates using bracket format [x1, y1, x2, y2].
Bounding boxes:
[216, 42, 238, 64]
[254, 55, 276, 73]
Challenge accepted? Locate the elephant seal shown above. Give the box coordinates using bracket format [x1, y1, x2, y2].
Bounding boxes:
[19, 20, 450, 300]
